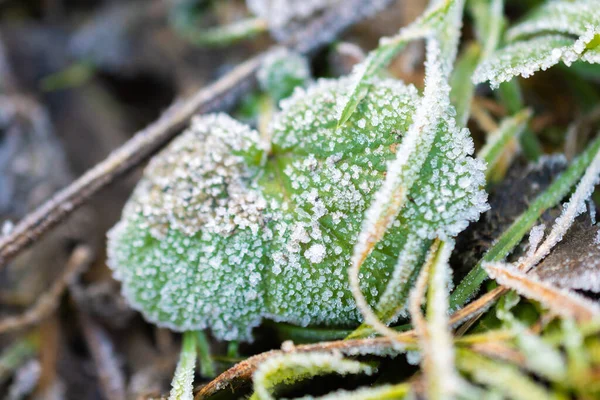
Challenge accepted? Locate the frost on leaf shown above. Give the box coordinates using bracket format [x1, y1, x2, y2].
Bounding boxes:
[168, 332, 196, 400]
[107, 113, 270, 341]
[473, 35, 576, 88]
[474, 0, 600, 88]
[263, 76, 422, 328]
[257, 48, 311, 103]
[350, 0, 488, 330]
[247, 0, 340, 40]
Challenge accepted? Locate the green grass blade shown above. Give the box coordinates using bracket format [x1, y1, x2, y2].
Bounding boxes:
[450, 134, 600, 309]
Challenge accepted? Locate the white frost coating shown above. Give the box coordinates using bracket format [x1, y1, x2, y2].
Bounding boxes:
[107, 113, 269, 341]
[526, 224, 545, 259]
[248, 0, 389, 41]
[473, 35, 574, 88]
[267, 76, 421, 328]
[130, 113, 267, 239]
[519, 143, 600, 273]
[168, 334, 196, 400]
[248, 0, 339, 33]
[475, 19, 600, 88]
[252, 352, 374, 400]
[349, 0, 486, 339]
[484, 262, 600, 321]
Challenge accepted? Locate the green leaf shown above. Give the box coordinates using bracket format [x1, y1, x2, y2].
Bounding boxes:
[474, 34, 576, 88]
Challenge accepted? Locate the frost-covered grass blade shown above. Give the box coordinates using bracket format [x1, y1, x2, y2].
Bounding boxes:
[451, 134, 600, 309]
[474, 0, 600, 88]
[484, 262, 600, 322]
[335, 0, 453, 128]
[350, 0, 488, 336]
[168, 332, 197, 400]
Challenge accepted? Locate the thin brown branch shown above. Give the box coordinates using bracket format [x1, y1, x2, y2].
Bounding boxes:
[0, 0, 394, 269]
[0, 246, 93, 334]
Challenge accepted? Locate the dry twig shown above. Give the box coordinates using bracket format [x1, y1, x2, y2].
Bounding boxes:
[0, 246, 93, 334]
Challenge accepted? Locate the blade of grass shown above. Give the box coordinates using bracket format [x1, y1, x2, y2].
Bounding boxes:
[450, 134, 600, 309]
[169, 332, 197, 400]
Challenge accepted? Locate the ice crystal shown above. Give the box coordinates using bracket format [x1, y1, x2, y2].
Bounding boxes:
[474, 0, 600, 88]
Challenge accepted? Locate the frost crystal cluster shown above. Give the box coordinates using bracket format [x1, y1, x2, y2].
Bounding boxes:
[108, 70, 487, 340]
[474, 0, 600, 88]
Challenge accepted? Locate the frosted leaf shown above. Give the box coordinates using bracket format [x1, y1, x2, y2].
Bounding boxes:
[247, 0, 340, 40]
[252, 352, 374, 400]
[475, 0, 600, 88]
[506, 0, 600, 42]
[473, 35, 576, 88]
[264, 76, 421, 328]
[257, 48, 311, 103]
[107, 113, 270, 341]
[109, 77, 425, 339]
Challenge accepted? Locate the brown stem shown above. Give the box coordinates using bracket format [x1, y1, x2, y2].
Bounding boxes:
[0, 246, 93, 334]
